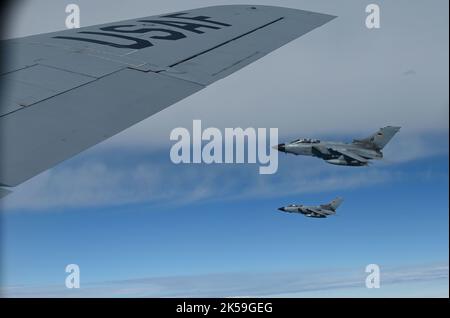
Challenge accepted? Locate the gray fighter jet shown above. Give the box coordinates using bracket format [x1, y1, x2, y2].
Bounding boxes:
[275, 126, 401, 166]
[278, 197, 343, 218]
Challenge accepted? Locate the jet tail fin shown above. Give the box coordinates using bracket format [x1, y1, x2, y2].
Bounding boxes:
[353, 126, 401, 150]
[321, 197, 344, 211]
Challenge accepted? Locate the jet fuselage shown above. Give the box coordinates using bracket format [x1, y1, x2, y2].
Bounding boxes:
[278, 205, 334, 218]
[276, 140, 382, 166]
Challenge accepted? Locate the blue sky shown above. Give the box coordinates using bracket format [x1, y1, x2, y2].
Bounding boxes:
[0, 0, 449, 297]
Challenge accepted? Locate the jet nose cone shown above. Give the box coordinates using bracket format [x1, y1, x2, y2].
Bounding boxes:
[273, 144, 286, 152]
[278, 207, 286, 212]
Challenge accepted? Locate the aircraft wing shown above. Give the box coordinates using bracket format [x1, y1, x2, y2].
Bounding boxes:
[0, 5, 335, 187]
[305, 207, 329, 216]
[321, 146, 369, 164]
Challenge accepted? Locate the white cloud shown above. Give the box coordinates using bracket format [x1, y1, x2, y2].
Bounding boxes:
[1, 262, 448, 297]
[1, 128, 446, 212]
[381, 132, 449, 163]
[0, 153, 385, 211]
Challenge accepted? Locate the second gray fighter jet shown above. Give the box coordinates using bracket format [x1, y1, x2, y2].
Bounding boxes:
[275, 126, 401, 166]
[278, 197, 343, 218]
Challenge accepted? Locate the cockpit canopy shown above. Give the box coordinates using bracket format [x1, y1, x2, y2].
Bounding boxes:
[287, 204, 301, 207]
[291, 138, 320, 144]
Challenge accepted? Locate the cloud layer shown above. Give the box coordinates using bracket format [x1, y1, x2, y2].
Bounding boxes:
[1, 129, 447, 211]
[2, 262, 448, 297]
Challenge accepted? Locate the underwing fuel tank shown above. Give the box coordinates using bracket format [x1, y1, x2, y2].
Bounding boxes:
[326, 159, 367, 166]
[326, 159, 348, 165]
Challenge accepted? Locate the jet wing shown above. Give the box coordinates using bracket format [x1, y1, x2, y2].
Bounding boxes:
[0, 5, 335, 187]
[305, 207, 329, 216]
[334, 148, 369, 163]
[319, 146, 369, 164]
